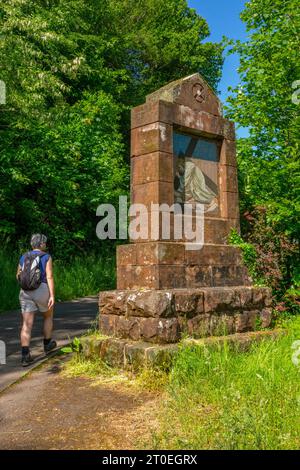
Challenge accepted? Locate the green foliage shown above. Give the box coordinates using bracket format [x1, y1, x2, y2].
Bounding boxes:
[229, 219, 300, 314]
[152, 318, 300, 449]
[135, 366, 169, 392]
[0, 250, 20, 312]
[229, 229, 262, 285]
[54, 251, 116, 301]
[61, 337, 82, 354]
[0, 0, 223, 257]
[63, 353, 121, 381]
[226, 0, 300, 307]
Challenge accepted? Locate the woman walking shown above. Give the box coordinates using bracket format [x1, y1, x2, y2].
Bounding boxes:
[16, 234, 56, 366]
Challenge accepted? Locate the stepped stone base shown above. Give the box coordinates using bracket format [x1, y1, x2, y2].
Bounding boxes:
[99, 286, 272, 344]
[117, 243, 252, 290]
[81, 330, 284, 370]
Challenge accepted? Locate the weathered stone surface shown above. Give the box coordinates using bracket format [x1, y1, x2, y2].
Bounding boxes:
[99, 313, 180, 343]
[219, 164, 238, 193]
[132, 265, 158, 289]
[99, 287, 272, 342]
[144, 344, 178, 369]
[113, 316, 141, 341]
[212, 266, 251, 287]
[264, 291, 273, 308]
[146, 73, 223, 116]
[174, 290, 204, 317]
[186, 265, 212, 287]
[141, 317, 179, 343]
[81, 329, 285, 370]
[220, 139, 237, 166]
[117, 265, 136, 290]
[260, 308, 272, 328]
[172, 105, 224, 136]
[81, 337, 103, 358]
[124, 342, 150, 368]
[132, 181, 173, 208]
[210, 314, 236, 336]
[239, 287, 254, 308]
[128, 213, 238, 246]
[223, 120, 236, 141]
[182, 313, 235, 338]
[185, 314, 211, 337]
[131, 122, 173, 157]
[99, 74, 274, 346]
[159, 265, 186, 289]
[253, 288, 273, 308]
[117, 265, 159, 290]
[156, 243, 186, 265]
[204, 287, 240, 313]
[99, 310, 115, 332]
[117, 245, 137, 267]
[221, 191, 240, 220]
[99, 338, 127, 367]
[204, 218, 231, 245]
[100, 290, 129, 316]
[126, 290, 173, 318]
[131, 152, 174, 185]
[234, 310, 260, 333]
[239, 287, 272, 310]
[136, 242, 185, 266]
[234, 312, 248, 333]
[185, 245, 243, 267]
[131, 100, 174, 130]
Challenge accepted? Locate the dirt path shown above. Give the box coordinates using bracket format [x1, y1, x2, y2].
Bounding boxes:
[0, 297, 98, 392]
[0, 358, 161, 450]
[0, 296, 98, 357]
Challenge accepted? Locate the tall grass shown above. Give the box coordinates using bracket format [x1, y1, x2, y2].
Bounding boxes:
[0, 249, 116, 312]
[54, 254, 116, 302]
[153, 317, 300, 450]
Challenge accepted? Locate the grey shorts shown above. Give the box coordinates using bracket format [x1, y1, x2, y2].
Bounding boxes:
[19, 283, 50, 314]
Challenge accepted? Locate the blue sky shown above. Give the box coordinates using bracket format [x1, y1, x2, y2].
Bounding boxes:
[187, 0, 248, 136]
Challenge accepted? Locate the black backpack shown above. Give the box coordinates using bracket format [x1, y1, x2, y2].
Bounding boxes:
[18, 251, 46, 291]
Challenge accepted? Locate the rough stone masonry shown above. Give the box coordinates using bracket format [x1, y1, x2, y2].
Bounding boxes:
[99, 73, 272, 344]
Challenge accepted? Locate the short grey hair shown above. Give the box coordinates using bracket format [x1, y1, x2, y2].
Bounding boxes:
[30, 234, 47, 249]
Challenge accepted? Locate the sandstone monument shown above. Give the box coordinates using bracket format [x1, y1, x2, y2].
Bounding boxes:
[99, 74, 272, 344]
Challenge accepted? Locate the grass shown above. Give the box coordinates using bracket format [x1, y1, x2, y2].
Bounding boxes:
[152, 316, 300, 450]
[62, 348, 169, 393]
[60, 317, 300, 449]
[63, 355, 119, 380]
[0, 249, 116, 313]
[54, 254, 115, 302]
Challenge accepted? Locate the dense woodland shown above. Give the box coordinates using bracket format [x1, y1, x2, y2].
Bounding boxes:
[0, 0, 299, 312]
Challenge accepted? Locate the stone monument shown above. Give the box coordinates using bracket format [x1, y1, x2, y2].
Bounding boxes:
[99, 74, 272, 344]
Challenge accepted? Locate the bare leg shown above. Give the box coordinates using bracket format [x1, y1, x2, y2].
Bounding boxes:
[21, 312, 35, 347]
[43, 307, 54, 339]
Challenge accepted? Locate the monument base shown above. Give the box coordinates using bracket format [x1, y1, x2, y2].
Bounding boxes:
[99, 287, 272, 344]
[82, 330, 284, 370]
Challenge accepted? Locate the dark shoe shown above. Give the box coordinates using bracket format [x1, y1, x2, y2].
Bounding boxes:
[21, 353, 34, 367]
[44, 339, 57, 354]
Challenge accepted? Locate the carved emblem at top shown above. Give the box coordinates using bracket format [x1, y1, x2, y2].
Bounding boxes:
[193, 82, 206, 103]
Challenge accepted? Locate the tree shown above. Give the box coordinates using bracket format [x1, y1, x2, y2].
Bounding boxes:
[0, 0, 223, 256]
[226, 0, 300, 290]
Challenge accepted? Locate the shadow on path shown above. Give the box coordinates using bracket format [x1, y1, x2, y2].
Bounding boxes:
[0, 296, 98, 392]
